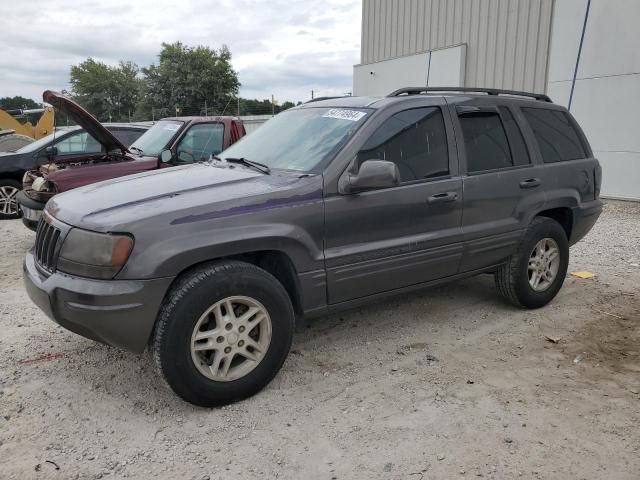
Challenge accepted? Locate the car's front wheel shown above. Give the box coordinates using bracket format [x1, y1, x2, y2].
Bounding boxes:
[151, 260, 294, 407]
[0, 179, 22, 219]
[495, 217, 569, 309]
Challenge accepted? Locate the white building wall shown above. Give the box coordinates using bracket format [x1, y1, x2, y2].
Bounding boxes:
[428, 44, 466, 87]
[354, 51, 431, 97]
[548, 0, 640, 200]
[356, 0, 554, 95]
[354, 44, 466, 97]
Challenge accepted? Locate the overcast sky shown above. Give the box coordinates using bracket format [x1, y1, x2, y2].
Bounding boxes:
[0, 0, 361, 104]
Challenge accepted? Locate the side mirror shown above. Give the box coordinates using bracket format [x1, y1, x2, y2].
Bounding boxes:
[339, 160, 400, 194]
[45, 146, 58, 158]
[159, 149, 173, 163]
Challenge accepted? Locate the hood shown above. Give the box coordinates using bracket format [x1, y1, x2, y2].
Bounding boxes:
[43, 155, 158, 193]
[47, 163, 317, 230]
[43, 90, 128, 154]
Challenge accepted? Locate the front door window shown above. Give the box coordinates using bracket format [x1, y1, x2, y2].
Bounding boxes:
[357, 107, 449, 182]
[176, 124, 224, 163]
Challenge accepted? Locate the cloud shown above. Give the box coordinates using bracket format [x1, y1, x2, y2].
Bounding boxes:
[0, 0, 361, 104]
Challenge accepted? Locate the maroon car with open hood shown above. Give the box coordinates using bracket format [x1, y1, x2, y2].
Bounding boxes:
[18, 91, 246, 230]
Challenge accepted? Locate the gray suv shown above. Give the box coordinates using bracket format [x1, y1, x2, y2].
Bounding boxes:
[24, 87, 603, 407]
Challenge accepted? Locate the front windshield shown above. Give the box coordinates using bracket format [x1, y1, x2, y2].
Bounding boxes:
[130, 120, 184, 156]
[218, 107, 370, 172]
[16, 128, 78, 154]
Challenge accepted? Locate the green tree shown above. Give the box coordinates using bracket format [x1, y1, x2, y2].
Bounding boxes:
[0, 96, 39, 111]
[237, 98, 297, 116]
[140, 42, 240, 116]
[70, 58, 143, 122]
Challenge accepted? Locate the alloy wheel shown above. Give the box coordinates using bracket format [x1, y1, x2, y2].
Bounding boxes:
[528, 237, 561, 292]
[190, 296, 272, 382]
[0, 186, 19, 216]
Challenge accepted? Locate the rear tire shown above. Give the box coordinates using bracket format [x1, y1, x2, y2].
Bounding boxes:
[151, 260, 294, 407]
[495, 217, 569, 309]
[0, 179, 22, 219]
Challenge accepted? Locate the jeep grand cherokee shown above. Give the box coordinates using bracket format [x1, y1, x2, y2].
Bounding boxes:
[24, 87, 602, 407]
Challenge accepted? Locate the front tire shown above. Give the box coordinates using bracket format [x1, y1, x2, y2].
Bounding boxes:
[0, 179, 22, 219]
[151, 260, 294, 407]
[495, 217, 569, 309]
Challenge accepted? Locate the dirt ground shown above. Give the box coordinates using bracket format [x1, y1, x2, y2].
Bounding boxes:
[1, 201, 639, 480]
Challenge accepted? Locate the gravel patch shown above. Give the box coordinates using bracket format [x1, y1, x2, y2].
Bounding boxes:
[1, 200, 639, 479]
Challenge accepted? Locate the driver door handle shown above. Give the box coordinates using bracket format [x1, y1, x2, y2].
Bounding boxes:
[427, 192, 458, 204]
[519, 178, 541, 189]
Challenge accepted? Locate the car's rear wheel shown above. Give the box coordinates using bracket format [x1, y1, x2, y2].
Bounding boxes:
[495, 217, 569, 309]
[151, 260, 294, 407]
[0, 179, 21, 219]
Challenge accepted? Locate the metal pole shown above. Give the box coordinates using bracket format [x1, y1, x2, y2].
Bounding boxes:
[204, 100, 208, 116]
[568, 0, 591, 111]
[271, 94, 275, 116]
[237, 97, 240, 116]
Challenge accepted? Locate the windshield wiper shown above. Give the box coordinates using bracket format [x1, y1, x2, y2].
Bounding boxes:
[223, 157, 271, 175]
[129, 146, 144, 155]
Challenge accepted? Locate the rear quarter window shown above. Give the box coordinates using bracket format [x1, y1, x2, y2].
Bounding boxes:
[521, 108, 586, 163]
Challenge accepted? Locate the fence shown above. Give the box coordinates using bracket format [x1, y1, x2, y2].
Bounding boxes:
[58, 93, 346, 134]
[146, 105, 276, 134]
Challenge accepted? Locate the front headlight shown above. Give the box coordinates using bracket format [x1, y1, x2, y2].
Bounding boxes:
[32, 177, 49, 192]
[57, 228, 134, 279]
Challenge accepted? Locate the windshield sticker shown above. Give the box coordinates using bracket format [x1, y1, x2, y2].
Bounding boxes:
[164, 124, 181, 131]
[321, 109, 367, 122]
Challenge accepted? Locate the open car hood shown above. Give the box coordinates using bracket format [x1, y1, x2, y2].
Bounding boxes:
[43, 90, 128, 154]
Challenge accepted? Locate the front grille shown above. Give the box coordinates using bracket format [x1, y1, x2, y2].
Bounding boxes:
[35, 217, 61, 273]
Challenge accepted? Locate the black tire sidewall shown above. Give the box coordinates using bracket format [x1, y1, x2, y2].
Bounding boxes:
[0, 179, 22, 220]
[158, 264, 294, 407]
[514, 219, 569, 308]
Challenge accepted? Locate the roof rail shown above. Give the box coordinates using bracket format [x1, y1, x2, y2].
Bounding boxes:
[304, 96, 343, 104]
[387, 87, 552, 103]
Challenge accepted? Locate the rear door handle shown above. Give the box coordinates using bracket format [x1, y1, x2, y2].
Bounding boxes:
[427, 192, 458, 204]
[519, 178, 541, 189]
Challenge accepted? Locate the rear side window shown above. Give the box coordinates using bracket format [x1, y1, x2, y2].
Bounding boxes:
[522, 108, 586, 163]
[358, 107, 449, 182]
[500, 107, 530, 166]
[458, 111, 512, 172]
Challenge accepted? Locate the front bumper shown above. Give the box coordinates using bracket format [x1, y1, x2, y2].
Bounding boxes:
[23, 250, 174, 353]
[16, 190, 44, 231]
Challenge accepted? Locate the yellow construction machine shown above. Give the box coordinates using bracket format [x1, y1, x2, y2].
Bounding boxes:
[0, 106, 55, 151]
